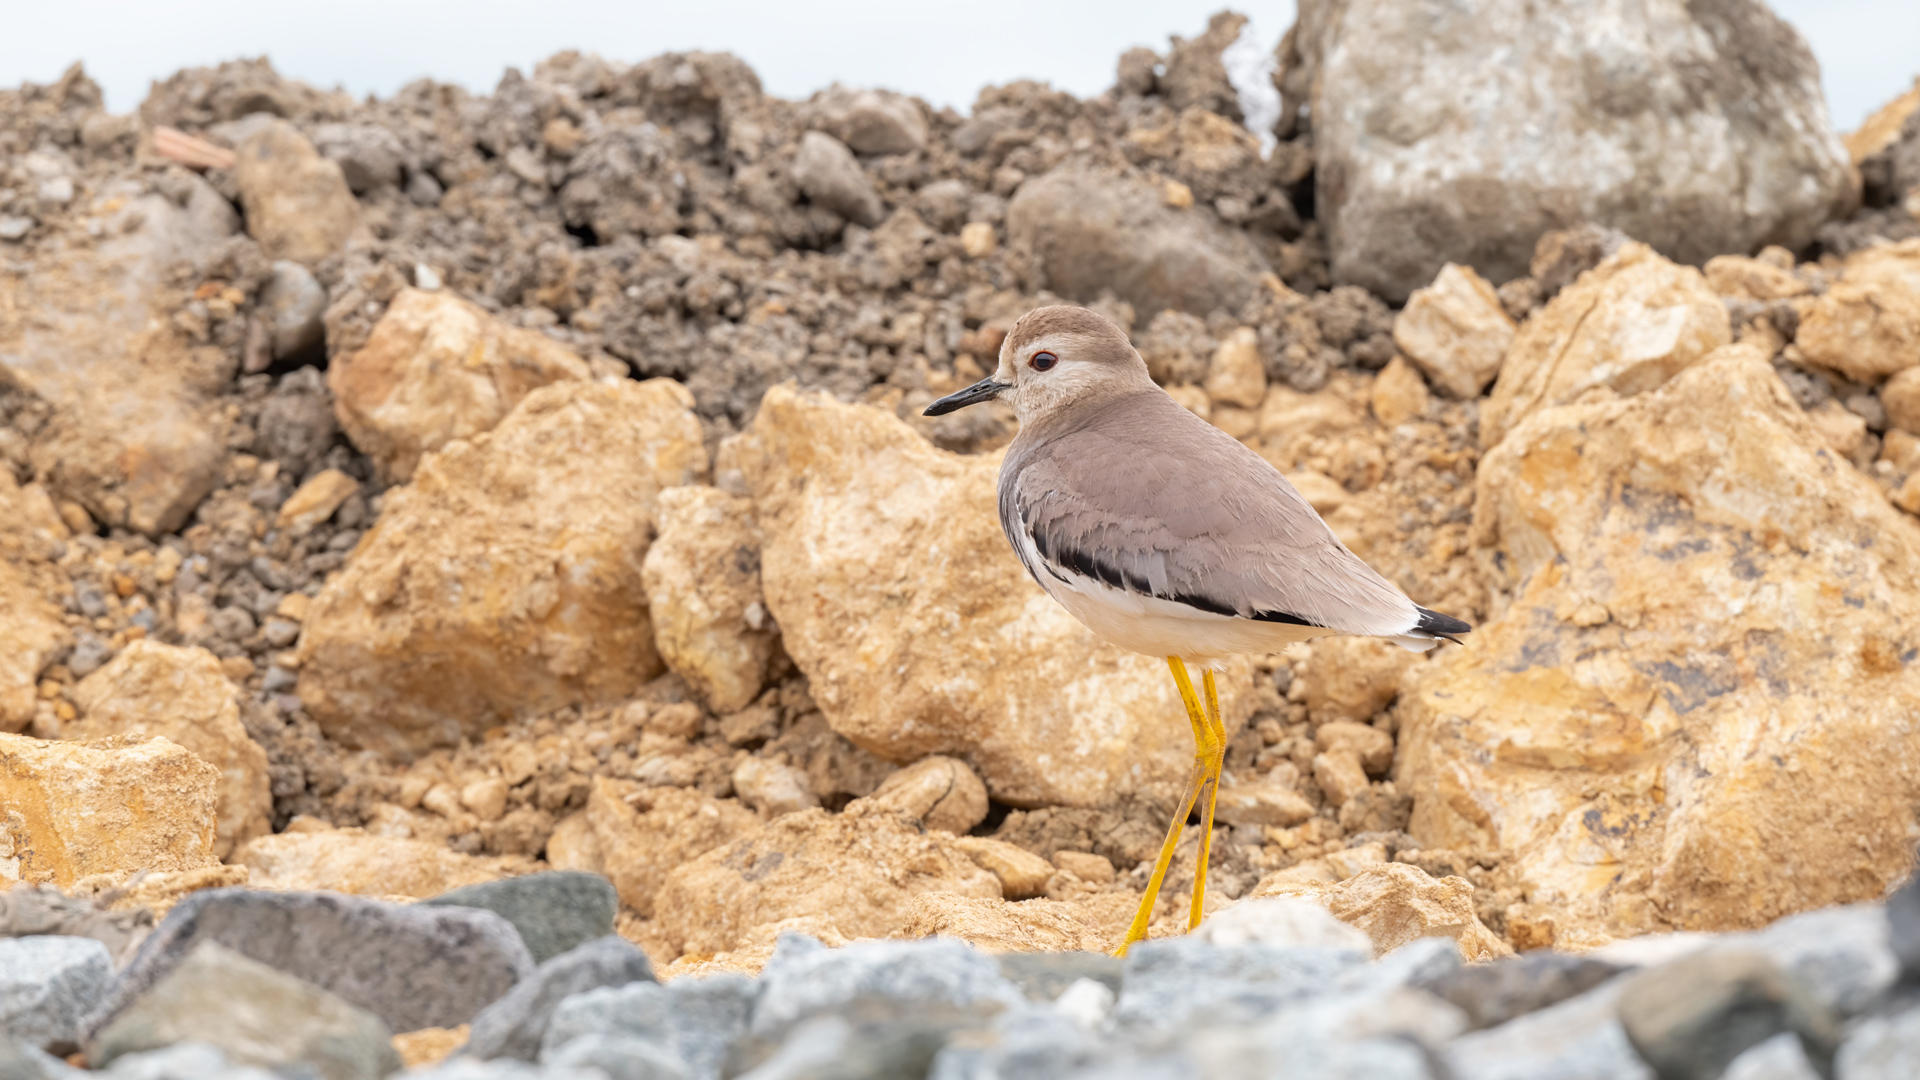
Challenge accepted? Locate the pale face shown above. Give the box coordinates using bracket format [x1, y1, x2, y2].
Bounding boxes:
[922, 308, 1152, 422]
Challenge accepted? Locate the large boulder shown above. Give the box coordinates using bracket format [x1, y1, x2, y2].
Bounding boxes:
[1008, 162, 1271, 318]
[1400, 352, 1920, 947]
[736, 385, 1255, 807]
[1296, 0, 1856, 300]
[297, 379, 706, 758]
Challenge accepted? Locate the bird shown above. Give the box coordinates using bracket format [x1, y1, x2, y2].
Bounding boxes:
[923, 304, 1470, 955]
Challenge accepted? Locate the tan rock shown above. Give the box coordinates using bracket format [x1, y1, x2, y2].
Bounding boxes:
[298, 380, 706, 758]
[459, 778, 508, 822]
[732, 757, 820, 817]
[0, 733, 220, 888]
[1165, 383, 1210, 420]
[66, 641, 272, 859]
[327, 288, 592, 483]
[855, 755, 990, 835]
[1392, 263, 1516, 398]
[1797, 239, 1920, 382]
[1846, 77, 1920, 163]
[1314, 720, 1395, 774]
[1702, 254, 1810, 301]
[1313, 750, 1370, 808]
[1257, 385, 1360, 441]
[1807, 399, 1868, 458]
[1884, 366, 1920, 435]
[1370, 356, 1430, 426]
[1896, 474, 1920, 516]
[652, 803, 1002, 958]
[0, 558, 67, 734]
[1253, 862, 1511, 961]
[1285, 469, 1349, 515]
[234, 827, 521, 897]
[393, 1027, 468, 1070]
[640, 486, 777, 714]
[1215, 777, 1316, 827]
[1324, 840, 1391, 881]
[233, 118, 361, 266]
[1402, 350, 1920, 944]
[959, 222, 997, 259]
[543, 810, 604, 874]
[898, 893, 1123, 952]
[586, 778, 758, 917]
[1298, 636, 1420, 724]
[737, 386, 1254, 807]
[274, 468, 360, 536]
[952, 836, 1057, 900]
[1052, 850, 1116, 885]
[1203, 327, 1266, 409]
[1883, 428, 1920, 473]
[1482, 242, 1730, 449]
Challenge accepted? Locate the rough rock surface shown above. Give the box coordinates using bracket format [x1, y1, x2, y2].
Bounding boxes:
[1391, 263, 1515, 399]
[0, 550, 67, 733]
[738, 385, 1254, 806]
[232, 118, 362, 266]
[1796, 239, 1920, 383]
[0, 935, 112, 1054]
[1298, 0, 1856, 299]
[585, 779, 759, 918]
[327, 287, 591, 483]
[856, 755, 990, 836]
[0, 734, 220, 889]
[1253, 862, 1512, 961]
[297, 379, 706, 757]
[640, 486, 776, 714]
[233, 827, 522, 898]
[1401, 352, 1920, 947]
[66, 641, 271, 859]
[423, 872, 618, 965]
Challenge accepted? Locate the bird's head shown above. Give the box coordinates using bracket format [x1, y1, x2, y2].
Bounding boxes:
[923, 305, 1154, 424]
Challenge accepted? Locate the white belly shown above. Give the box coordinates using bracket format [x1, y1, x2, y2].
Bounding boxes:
[1040, 567, 1340, 664]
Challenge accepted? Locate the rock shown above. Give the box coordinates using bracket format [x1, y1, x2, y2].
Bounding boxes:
[232, 118, 361, 265]
[995, 952, 1124, 1001]
[89, 941, 400, 1080]
[959, 221, 996, 259]
[1193, 898, 1373, 951]
[1807, 400, 1868, 457]
[1892, 877, 1920, 977]
[806, 85, 927, 155]
[1837, 1008, 1920, 1080]
[0, 887, 151, 964]
[542, 1034, 690, 1080]
[1480, 242, 1730, 450]
[275, 467, 360, 537]
[1111, 937, 1368, 1035]
[1401, 351, 1920, 946]
[0, 557, 66, 733]
[1527, 222, 1633, 300]
[950, 837, 1057, 901]
[1314, 720, 1395, 774]
[298, 379, 706, 758]
[640, 486, 776, 714]
[731, 758, 819, 818]
[0, 733, 220, 889]
[1312, 750, 1370, 807]
[1253, 863, 1511, 962]
[1796, 239, 1920, 383]
[87, 888, 534, 1037]
[750, 935, 1023, 1037]
[1703, 254, 1811, 303]
[1214, 776, 1316, 828]
[900, 894, 1119, 953]
[1007, 162, 1271, 318]
[854, 756, 989, 835]
[1301, 0, 1855, 301]
[586, 779, 759, 918]
[424, 872, 618, 965]
[1391, 263, 1516, 398]
[542, 975, 756, 1080]
[0, 936, 112, 1053]
[1423, 952, 1624, 1031]
[1203, 327, 1266, 409]
[326, 287, 593, 484]
[790, 132, 884, 227]
[310, 122, 407, 194]
[1053, 850, 1116, 885]
[1744, 903, 1899, 1019]
[0, 1039, 77, 1080]
[233, 828, 520, 897]
[1617, 950, 1838, 1080]
[1443, 976, 1654, 1080]
[258, 260, 326, 362]
[1370, 356, 1430, 427]
[737, 385, 1255, 807]
[651, 805, 1002, 959]
[66, 641, 272, 860]
[460, 937, 654, 1062]
[1883, 367, 1920, 435]
[1297, 637, 1420, 725]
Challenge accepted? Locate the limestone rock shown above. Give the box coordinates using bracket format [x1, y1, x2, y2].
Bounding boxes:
[66, 641, 271, 860]
[1370, 356, 1430, 427]
[731, 758, 819, 818]
[0, 734, 220, 889]
[1301, 0, 1855, 300]
[1007, 162, 1271, 318]
[233, 118, 361, 266]
[952, 837, 1057, 901]
[1214, 777, 1316, 828]
[258, 260, 327, 362]
[298, 379, 706, 758]
[1392, 264, 1516, 399]
[275, 468, 360, 537]
[791, 131, 884, 227]
[1203, 327, 1266, 409]
[1314, 721, 1395, 775]
[0, 557, 66, 734]
[1253, 862, 1511, 962]
[1481, 243, 1731, 449]
[1796, 239, 1920, 383]
[806, 85, 927, 155]
[652, 804, 1002, 959]
[899, 894, 1121, 953]
[327, 287, 592, 484]
[737, 385, 1255, 807]
[854, 755, 990, 835]
[586, 778, 759, 918]
[1297, 637, 1422, 726]
[233, 828, 521, 898]
[1401, 351, 1920, 945]
[1884, 366, 1920, 436]
[640, 486, 776, 714]
[1703, 254, 1810, 303]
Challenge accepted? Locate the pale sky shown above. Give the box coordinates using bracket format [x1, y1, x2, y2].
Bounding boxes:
[3, 1, 1916, 132]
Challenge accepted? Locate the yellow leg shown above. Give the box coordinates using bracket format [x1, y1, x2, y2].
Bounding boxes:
[1116, 657, 1223, 956]
[1188, 668, 1226, 931]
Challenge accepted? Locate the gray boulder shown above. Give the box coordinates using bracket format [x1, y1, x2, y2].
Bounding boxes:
[543, 975, 755, 1080]
[0, 936, 112, 1054]
[791, 132, 885, 228]
[424, 872, 619, 964]
[461, 936, 654, 1061]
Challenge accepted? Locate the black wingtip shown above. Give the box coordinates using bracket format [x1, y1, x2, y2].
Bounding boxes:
[1416, 606, 1471, 646]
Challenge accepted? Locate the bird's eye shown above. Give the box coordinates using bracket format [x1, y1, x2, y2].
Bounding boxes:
[1030, 351, 1058, 371]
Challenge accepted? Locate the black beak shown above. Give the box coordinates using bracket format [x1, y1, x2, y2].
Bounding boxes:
[923, 378, 1010, 416]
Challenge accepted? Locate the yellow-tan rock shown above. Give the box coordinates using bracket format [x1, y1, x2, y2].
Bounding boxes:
[1203, 327, 1266, 409]
[652, 802, 1002, 959]
[854, 755, 990, 835]
[328, 287, 592, 483]
[1215, 776, 1315, 827]
[899, 893, 1128, 952]
[1702, 254, 1810, 302]
[297, 379, 706, 758]
[1401, 350, 1920, 946]
[640, 486, 777, 714]
[1370, 356, 1430, 427]
[233, 118, 361, 266]
[275, 468, 360, 536]
[1884, 366, 1920, 436]
[1253, 862, 1511, 961]
[0, 557, 66, 733]
[1297, 637, 1421, 725]
[67, 641, 272, 859]
[233, 826, 521, 897]
[586, 777, 758, 917]
[1392, 263, 1515, 398]
[952, 836, 1057, 900]
[1797, 238, 1920, 383]
[1481, 242, 1730, 449]
[0, 733, 220, 888]
[1314, 720, 1396, 774]
[737, 385, 1255, 807]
